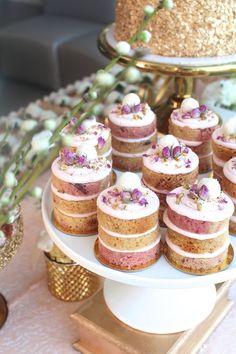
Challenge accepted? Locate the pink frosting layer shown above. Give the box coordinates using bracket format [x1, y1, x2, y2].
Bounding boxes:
[167, 208, 224, 234]
[98, 240, 160, 270]
[108, 120, 156, 139]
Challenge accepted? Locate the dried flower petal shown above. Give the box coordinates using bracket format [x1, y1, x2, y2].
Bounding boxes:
[198, 184, 209, 200]
[172, 145, 181, 158]
[191, 108, 200, 118]
[162, 146, 171, 159]
[122, 104, 131, 114]
[98, 136, 105, 148]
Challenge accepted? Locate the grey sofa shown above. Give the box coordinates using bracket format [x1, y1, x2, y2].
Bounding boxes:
[0, 0, 114, 89]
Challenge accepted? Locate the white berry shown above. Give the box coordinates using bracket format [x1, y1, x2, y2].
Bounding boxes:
[122, 93, 140, 107]
[180, 98, 199, 113]
[117, 172, 141, 191]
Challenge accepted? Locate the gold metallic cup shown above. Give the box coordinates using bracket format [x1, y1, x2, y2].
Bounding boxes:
[45, 253, 100, 302]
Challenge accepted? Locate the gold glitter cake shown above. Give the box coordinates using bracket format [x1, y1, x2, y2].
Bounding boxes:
[115, 0, 236, 57]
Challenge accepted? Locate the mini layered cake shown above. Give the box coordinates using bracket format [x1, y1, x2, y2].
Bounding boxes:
[51, 145, 112, 235]
[164, 178, 234, 274]
[212, 118, 236, 182]
[169, 98, 219, 173]
[142, 135, 199, 225]
[61, 116, 112, 160]
[108, 93, 157, 171]
[96, 172, 161, 271]
[222, 157, 236, 235]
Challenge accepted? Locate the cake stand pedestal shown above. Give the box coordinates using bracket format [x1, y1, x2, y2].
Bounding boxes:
[98, 24, 236, 133]
[42, 181, 236, 334]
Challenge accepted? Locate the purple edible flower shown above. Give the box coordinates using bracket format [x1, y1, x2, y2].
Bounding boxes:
[189, 183, 198, 193]
[218, 197, 228, 204]
[77, 125, 85, 134]
[185, 158, 191, 168]
[182, 147, 189, 154]
[167, 192, 178, 197]
[198, 184, 209, 200]
[133, 103, 142, 113]
[191, 108, 200, 118]
[153, 155, 159, 162]
[98, 136, 105, 148]
[122, 104, 132, 114]
[162, 146, 171, 159]
[61, 149, 76, 165]
[139, 197, 148, 206]
[199, 105, 207, 113]
[132, 188, 142, 201]
[102, 196, 107, 204]
[172, 145, 181, 158]
[77, 154, 87, 166]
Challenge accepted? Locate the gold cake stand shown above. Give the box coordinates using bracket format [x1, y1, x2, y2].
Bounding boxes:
[0, 214, 23, 328]
[98, 24, 236, 133]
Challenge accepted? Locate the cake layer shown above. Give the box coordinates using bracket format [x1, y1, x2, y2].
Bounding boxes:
[166, 228, 228, 255]
[167, 207, 229, 234]
[229, 219, 236, 235]
[112, 153, 143, 172]
[97, 208, 158, 235]
[53, 207, 97, 235]
[165, 243, 228, 272]
[169, 118, 217, 142]
[52, 172, 111, 197]
[51, 185, 98, 214]
[115, 0, 236, 58]
[112, 130, 157, 153]
[163, 211, 228, 240]
[98, 224, 159, 251]
[142, 166, 198, 191]
[108, 119, 156, 140]
[198, 153, 213, 174]
[97, 237, 161, 271]
[178, 139, 212, 155]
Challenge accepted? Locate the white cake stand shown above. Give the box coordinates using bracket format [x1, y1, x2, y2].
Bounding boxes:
[42, 181, 236, 334]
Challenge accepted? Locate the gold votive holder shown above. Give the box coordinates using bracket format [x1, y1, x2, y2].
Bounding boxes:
[45, 245, 100, 302]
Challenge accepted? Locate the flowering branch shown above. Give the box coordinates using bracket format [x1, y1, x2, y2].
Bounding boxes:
[0, 2, 173, 233]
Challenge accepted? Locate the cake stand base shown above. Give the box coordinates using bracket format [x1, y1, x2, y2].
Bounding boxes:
[0, 294, 8, 329]
[103, 280, 216, 334]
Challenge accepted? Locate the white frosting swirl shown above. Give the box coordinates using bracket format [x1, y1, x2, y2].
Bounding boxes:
[51, 156, 111, 184]
[108, 103, 155, 127]
[166, 186, 234, 222]
[223, 157, 236, 184]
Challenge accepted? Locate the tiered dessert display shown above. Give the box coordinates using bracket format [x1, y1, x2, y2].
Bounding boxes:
[212, 118, 236, 182]
[222, 158, 236, 235]
[108, 93, 157, 171]
[96, 172, 161, 270]
[51, 145, 112, 235]
[169, 97, 219, 173]
[164, 178, 234, 274]
[98, 2, 236, 133]
[142, 134, 199, 225]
